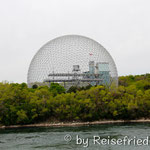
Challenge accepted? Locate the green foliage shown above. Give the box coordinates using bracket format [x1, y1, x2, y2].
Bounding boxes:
[32, 84, 38, 89]
[67, 86, 78, 93]
[0, 74, 150, 125]
[49, 83, 66, 96]
[67, 85, 92, 93]
[17, 110, 28, 124]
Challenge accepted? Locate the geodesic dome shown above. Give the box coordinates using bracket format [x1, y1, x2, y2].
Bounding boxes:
[27, 35, 118, 87]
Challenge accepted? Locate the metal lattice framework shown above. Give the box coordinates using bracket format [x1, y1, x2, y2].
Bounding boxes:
[27, 35, 118, 87]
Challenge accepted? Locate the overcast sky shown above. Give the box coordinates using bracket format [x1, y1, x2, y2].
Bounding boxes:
[0, 0, 150, 83]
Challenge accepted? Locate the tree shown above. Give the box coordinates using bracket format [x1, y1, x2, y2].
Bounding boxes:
[49, 83, 65, 96]
[32, 84, 38, 89]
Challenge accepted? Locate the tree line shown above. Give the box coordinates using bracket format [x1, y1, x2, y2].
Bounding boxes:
[0, 74, 150, 126]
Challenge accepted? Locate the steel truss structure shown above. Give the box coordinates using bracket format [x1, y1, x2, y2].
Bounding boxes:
[27, 35, 118, 87]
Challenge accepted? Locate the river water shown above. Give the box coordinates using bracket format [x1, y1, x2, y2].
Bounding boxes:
[0, 123, 150, 150]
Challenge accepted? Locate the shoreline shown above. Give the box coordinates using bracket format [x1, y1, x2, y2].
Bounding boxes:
[1, 119, 150, 129]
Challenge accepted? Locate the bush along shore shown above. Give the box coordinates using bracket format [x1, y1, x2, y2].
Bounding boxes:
[0, 74, 150, 126]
